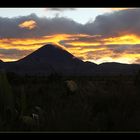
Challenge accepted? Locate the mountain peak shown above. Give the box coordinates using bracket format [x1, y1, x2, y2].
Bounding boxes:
[41, 43, 63, 49]
[32, 43, 74, 58]
[18, 43, 81, 64]
[37, 43, 69, 54]
[15, 43, 85, 75]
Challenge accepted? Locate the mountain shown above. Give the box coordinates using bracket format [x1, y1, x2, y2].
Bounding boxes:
[98, 62, 140, 75]
[0, 44, 140, 76]
[16, 44, 97, 75]
[1, 44, 97, 75]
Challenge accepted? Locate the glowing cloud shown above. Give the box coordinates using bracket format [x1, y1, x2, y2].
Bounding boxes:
[102, 34, 140, 45]
[110, 8, 134, 11]
[19, 20, 37, 30]
[1, 33, 140, 64]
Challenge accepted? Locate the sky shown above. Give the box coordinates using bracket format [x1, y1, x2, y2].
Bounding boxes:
[0, 7, 140, 64]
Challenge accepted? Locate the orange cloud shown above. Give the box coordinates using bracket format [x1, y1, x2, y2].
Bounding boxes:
[65, 34, 140, 47]
[19, 20, 37, 30]
[110, 8, 131, 11]
[65, 42, 101, 46]
[102, 34, 140, 45]
[0, 34, 90, 50]
[62, 34, 140, 64]
[1, 33, 140, 64]
[0, 34, 86, 61]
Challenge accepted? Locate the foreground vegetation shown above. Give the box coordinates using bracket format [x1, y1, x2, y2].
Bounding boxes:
[1, 71, 140, 132]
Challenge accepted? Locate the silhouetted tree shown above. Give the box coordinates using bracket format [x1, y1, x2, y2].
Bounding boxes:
[0, 70, 14, 122]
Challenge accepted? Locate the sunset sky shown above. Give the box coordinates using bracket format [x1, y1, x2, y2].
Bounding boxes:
[0, 8, 140, 64]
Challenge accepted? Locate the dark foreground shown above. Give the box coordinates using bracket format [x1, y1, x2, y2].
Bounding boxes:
[1, 71, 140, 132]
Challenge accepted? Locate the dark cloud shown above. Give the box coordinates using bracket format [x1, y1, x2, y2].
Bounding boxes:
[60, 35, 103, 45]
[82, 50, 110, 60]
[0, 13, 83, 38]
[0, 48, 32, 59]
[1, 9, 140, 39]
[46, 8, 76, 11]
[85, 8, 140, 37]
[107, 44, 140, 54]
[76, 44, 140, 61]
[107, 45, 131, 53]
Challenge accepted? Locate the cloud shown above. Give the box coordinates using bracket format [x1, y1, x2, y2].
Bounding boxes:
[107, 44, 140, 54]
[0, 48, 32, 61]
[19, 20, 37, 30]
[46, 8, 76, 12]
[85, 8, 140, 37]
[0, 13, 83, 38]
[109, 8, 134, 12]
[66, 43, 140, 64]
[134, 58, 140, 64]
[1, 9, 140, 39]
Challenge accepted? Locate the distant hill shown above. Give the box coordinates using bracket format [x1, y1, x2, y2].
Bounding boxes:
[0, 44, 140, 76]
[97, 62, 140, 75]
[0, 60, 3, 63]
